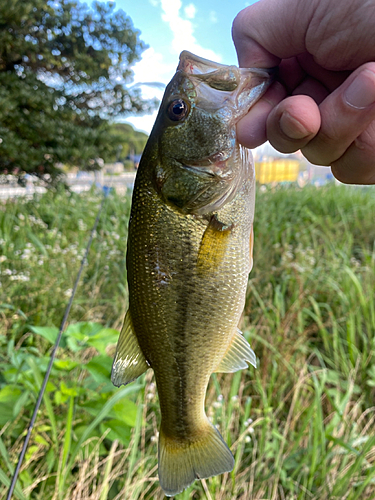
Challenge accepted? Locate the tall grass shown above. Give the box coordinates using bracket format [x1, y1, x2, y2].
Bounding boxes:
[1, 184, 375, 499]
[0, 186, 131, 333]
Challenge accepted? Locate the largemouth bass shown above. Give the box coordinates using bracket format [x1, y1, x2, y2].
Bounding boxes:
[111, 51, 272, 497]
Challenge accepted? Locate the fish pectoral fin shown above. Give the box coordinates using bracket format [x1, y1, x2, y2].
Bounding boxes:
[197, 215, 233, 273]
[111, 310, 150, 387]
[214, 328, 257, 373]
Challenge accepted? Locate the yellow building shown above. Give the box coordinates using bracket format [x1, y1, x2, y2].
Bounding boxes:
[255, 159, 300, 184]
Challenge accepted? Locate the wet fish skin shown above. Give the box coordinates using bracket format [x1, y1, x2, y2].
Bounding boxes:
[111, 51, 272, 497]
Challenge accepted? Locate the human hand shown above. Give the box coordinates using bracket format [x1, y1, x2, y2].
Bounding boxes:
[232, 0, 375, 184]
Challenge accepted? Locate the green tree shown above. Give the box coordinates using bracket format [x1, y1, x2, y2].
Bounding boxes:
[0, 0, 156, 183]
[108, 122, 148, 161]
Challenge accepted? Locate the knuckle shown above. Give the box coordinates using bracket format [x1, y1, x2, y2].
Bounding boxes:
[301, 143, 332, 166]
[231, 8, 250, 43]
[330, 162, 354, 184]
[358, 61, 375, 74]
[331, 125, 375, 184]
[354, 121, 375, 153]
[269, 138, 301, 154]
[316, 122, 343, 146]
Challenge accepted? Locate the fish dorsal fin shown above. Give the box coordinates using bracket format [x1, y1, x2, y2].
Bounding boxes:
[111, 310, 150, 387]
[214, 329, 256, 373]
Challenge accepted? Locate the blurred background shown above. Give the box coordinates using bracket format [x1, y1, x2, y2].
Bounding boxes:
[0, 0, 336, 199]
[1, 2, 375, 500]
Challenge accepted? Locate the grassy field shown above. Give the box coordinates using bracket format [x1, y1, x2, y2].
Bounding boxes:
[1, 184, 375, 500]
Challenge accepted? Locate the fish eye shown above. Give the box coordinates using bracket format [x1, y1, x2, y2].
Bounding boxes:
[167, 99, 189, 121]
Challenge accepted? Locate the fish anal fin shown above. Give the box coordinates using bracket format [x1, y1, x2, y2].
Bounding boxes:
[111, 310, 149, 387]
[214, 328, 256, 373]
[158, 420, 234, 497]
[197, 215, 233, 273]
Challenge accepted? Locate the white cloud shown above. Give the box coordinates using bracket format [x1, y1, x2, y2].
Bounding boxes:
[184, 3, 196, 19]
[129, 47, 174, 92]
[209, 11, 218, 24]
[125, 111, 159, 135]
[160, 0, 222, 61]
[125, 47, 172, 134]
[125, 0, 223, 134]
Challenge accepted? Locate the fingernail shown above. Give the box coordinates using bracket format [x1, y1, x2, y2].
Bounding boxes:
[345, 69, 375, 109]
[279, 112, 309, 140]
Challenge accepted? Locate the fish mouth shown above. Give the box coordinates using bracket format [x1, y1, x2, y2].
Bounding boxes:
[179, 149, 248, 215]
[182, 163, 221, 179]
[177, 51, 275, 119]
[178, 50, 275, 80]
[180, 147, 236, 179]
[181, 156, 234, 180]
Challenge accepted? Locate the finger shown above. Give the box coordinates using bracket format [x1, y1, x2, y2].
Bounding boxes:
[292, 77, 329, 104]
[236, 82, 287, 149]
[278, 58, 333, 103]
[296, 53, 350, 92]
[331, 121, 375, 184]
[266, 96, 321, 153]
[302, 63, 375, 166]
[233, 0, 375, 71]
[232, 0, 313, 67]
[278, 57, 305, 92]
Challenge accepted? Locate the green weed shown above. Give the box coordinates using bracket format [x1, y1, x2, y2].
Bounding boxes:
[1, 184, 375, 499]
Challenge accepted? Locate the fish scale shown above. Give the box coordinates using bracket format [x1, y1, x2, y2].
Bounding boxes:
[111, 50, 273, 496]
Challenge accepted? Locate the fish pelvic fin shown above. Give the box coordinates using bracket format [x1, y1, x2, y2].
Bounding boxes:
[158, 420, 234, 497]
[214, 328, 257, 373]
[111, 310, 150, 387]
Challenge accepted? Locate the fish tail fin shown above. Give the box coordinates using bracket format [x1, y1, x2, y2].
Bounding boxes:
[158, 419, 234, 497]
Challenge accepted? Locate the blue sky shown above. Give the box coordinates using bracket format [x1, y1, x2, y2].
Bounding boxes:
[114, 0, 256, 133]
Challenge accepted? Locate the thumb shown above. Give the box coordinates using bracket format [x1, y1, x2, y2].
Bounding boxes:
[232, 0, 311, 68]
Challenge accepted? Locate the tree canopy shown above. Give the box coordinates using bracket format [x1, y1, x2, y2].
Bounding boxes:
[0, 0, 155, 183]
[107, 122, 148, 162]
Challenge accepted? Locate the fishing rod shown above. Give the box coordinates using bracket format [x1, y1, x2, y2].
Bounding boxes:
[6, 193, 107, 500]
